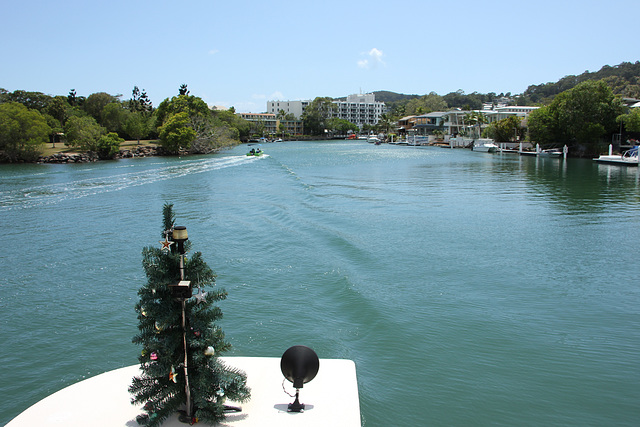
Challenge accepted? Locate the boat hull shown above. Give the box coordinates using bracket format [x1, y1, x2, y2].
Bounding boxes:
[594, 155, 638, 166]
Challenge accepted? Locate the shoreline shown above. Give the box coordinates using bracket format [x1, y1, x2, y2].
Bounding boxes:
[37, 145, 159, 164]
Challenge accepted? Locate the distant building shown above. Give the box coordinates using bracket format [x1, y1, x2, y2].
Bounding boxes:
[397, 115, 417, 134]
[237, 112, 303, 136]
[266, 100, 310, 118]
[411, 107, 540, 137]
[412, 112, 447, 134]
[238, 113, 278, 136]
[333, 93, 386, 128]
[267, 93, 386, 129]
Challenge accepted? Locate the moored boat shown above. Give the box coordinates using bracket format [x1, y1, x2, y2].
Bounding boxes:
[538, 148, 563, 157]
[594, 145, 638, 166]
[472, 139, 498, 153]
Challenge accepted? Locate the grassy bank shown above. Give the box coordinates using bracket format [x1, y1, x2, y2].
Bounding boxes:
[40, 140, 159, 157]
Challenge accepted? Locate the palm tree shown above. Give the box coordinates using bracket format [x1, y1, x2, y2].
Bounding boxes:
[462, 112, 477, 137]
[378, 113, 392, 134]
[475, 111, 488, 138]
[462, 111, 487, 139]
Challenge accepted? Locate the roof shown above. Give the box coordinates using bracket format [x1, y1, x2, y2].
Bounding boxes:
[415, 111, 447, 118]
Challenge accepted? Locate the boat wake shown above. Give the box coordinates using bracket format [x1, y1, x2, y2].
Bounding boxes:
[0, 155, 263, 210]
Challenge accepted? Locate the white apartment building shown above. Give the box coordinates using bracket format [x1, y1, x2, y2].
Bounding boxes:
[267, 93, 385, 129]
[266, 100, 310, 118]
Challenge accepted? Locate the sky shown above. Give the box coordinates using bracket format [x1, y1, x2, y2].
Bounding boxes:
[1, 0, 639, 113]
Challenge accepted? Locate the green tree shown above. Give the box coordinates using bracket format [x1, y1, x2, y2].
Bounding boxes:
[159, 112, 196, 154]
[212, 109, 250, 140]
[0, 102, 50, 162]
[529, 80, 624, 154]
[302, 97, 336, 135]
[190, 119, 239, 153]
[528, 106, 558, 145]
[405, 92, 447, 115]
[46, 96, 70, 126]
[129, 204, 250, 426]
[129, 86, 153, 114]
[156, 95, 210, 128]
[124, 112, 148, 144]
[486, 115, 525, 142]
[326, 117, 358, 135]
[68, 89, 78, 106]
[96, 132, 123, 159]
[461, 111, 487, 138]
[84, 92, 119, 122]
[101, 102, 129, 134]
[4, 90, 52, 112]
[618, 107, 640, 133]
[64, 115, 106, 151]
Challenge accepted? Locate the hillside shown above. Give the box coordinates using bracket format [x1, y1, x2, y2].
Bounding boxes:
[362, 61, 640, 108]
[372, 91, 420, 104]
[523, 61, 640, 103]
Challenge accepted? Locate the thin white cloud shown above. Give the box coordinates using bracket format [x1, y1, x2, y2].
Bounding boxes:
[358, 48, 385, 69]
[269, 91, 284, 100]
[208, 49, 219, 55]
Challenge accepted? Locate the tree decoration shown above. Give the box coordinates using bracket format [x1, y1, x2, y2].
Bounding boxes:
[194, 287, 208, 304]
[159, 234, 174, 251]
[130, 203, 250, 426]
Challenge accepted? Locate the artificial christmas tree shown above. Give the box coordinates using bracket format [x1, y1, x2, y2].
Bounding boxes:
[130, 204, 250, 426]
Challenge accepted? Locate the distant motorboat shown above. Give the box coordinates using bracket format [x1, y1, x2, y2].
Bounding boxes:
[472, 139, 498, 153]
[538, 148, 563, 157]
[594, 145, 638, 166]
[367, 134, 383, 144]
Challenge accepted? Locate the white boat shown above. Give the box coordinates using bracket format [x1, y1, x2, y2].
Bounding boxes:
[594, 146, 639, 166]
[367, 136, 381, 144]
[538, 148, 563, 157]
[7, 357, 361, 427]
[472, 139, 498, 153]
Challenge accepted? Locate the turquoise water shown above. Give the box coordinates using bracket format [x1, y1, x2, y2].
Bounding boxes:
[1, 141, 639, 426]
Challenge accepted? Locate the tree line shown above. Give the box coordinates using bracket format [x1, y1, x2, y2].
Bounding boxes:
[0, 85, 250, 162]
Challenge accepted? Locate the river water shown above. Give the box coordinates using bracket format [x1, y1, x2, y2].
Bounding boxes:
[1, 141, 639, 426]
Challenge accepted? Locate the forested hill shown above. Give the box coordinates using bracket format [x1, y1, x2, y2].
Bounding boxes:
[521, 61, 640, 103]
[372, 91, 420, 103]
[368, 61, 640, 106]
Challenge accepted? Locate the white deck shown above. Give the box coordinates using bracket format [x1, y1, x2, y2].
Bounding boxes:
[7, 357, 361, 427]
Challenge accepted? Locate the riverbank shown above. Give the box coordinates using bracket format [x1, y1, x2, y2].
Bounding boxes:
[35, 140, 159, 164]
[38, 145, 159, 164]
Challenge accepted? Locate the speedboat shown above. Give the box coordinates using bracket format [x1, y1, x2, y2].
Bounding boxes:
[246, 145, 263, 156]
[472, 139, 498, 153]
[595, 146, 638, 165]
